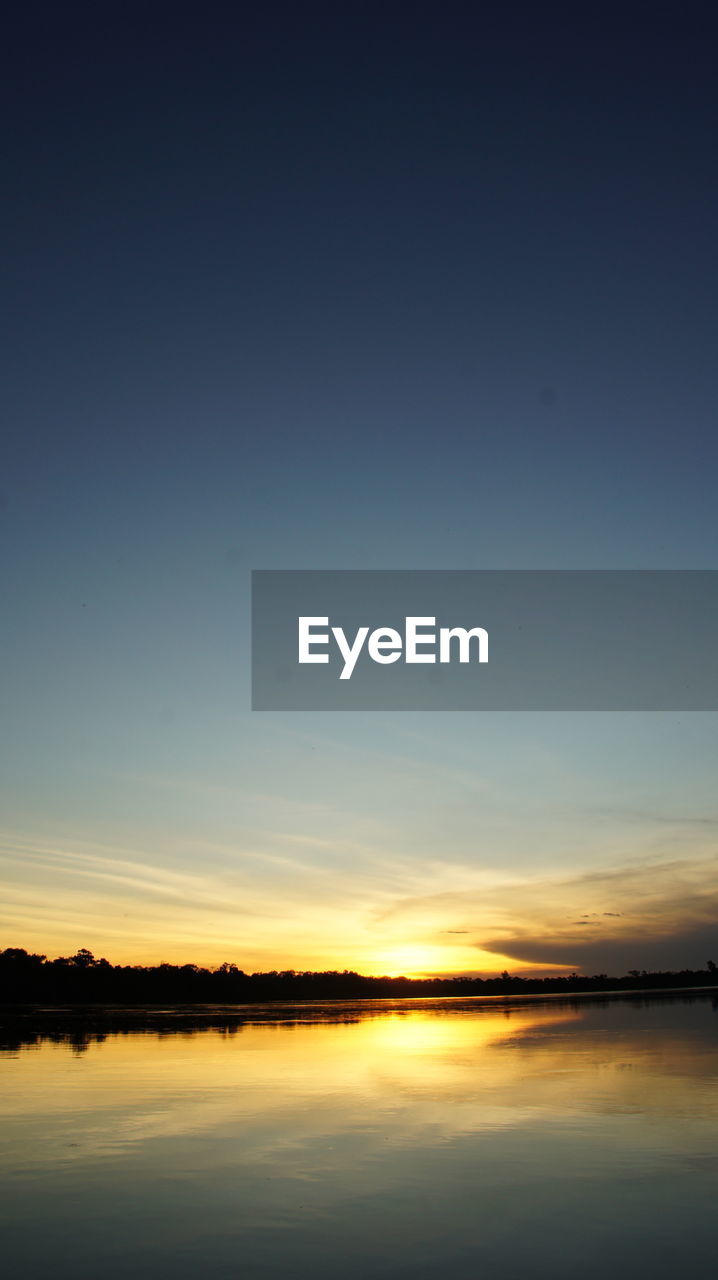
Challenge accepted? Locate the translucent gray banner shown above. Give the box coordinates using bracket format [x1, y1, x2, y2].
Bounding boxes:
[251, 571, 718, 710]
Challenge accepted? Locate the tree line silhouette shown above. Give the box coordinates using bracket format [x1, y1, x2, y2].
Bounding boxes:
[1, 946, 717, 1003]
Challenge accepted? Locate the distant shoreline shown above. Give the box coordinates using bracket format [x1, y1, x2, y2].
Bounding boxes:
[3, 946, 718, 1007]
[2, 983, 717, 1020]
[4, 981, 718, 1008]
[3, 985, 717, 1052]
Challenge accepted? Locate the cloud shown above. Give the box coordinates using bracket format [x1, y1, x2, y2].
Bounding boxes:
[479, 923, 718, 974]
[475, 856, 718, 971]
[589, 806, 718, 828]
[377, 852, 718, 973]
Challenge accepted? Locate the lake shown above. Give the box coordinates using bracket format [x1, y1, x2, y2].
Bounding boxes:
[1, 993, 717, 1278]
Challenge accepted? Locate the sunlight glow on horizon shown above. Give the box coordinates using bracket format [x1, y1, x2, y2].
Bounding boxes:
[3, 798, 718, 978]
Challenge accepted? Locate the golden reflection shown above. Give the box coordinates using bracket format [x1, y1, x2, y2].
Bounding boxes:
[2, 1003, 718, 1172]
[356, 1005, 576, 1059]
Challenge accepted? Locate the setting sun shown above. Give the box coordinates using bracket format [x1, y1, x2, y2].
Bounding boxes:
[370, 945, 449, 977]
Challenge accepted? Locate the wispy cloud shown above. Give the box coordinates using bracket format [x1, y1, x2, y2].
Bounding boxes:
[368, 851, 718, 972]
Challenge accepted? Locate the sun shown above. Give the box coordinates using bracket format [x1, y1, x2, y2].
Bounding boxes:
[372, 945, 442, 977]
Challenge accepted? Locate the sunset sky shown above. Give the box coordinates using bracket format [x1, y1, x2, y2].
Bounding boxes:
[2, 3, 717, 977]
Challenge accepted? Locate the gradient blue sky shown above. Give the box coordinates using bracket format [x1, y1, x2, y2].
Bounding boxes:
[2, 1, 717, 974]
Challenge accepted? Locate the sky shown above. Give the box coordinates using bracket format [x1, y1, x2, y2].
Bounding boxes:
[2, 1, 718, 977]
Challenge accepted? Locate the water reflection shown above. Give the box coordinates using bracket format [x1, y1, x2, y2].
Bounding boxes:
[1, 995, 716, 1279]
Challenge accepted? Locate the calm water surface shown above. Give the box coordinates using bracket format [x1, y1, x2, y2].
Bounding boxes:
[2, 994, 717, 1279]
